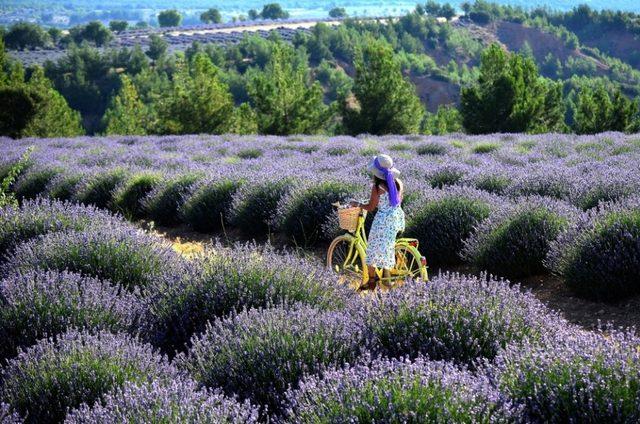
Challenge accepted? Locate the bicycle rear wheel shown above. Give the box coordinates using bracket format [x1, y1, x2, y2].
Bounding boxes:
[394, 244, 428, 281]
[327, 235, 368, 287]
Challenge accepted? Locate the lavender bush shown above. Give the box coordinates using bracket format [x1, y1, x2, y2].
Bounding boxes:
[45, 172, 84, 201]
[229, 179, 295, 238]
[491, 328, 640, 423]
[285, 356, 521, 423]
[405, 187, 501, 266]
[362, 275, 562, 364]
[0, 404, 21, 424]
[275, 180, 360, 247]
[547, 197, 640, 301]
[2, 226, 184, 291]
[65, 378, 259, 424]
[177, 305, 365, 414]
[0, 270, 141, 361]
[13, 166, 62, 200]
[0, 198, 121, 261]
[425, 164, 468, 189]
[144, 244, 354, 354]
[0, 329, 181, 423]
[462, 196, 580, 279]
[143, 173, 201, 226]
[181, 179, 243, 232]
[74, 168, 129, 209]
[112, 172, 162, 219]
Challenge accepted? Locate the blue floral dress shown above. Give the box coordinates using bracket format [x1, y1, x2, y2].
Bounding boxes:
[366, 191, 405, 269]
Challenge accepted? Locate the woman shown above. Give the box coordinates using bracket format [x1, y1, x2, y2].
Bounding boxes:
[351, 154, 405, 290]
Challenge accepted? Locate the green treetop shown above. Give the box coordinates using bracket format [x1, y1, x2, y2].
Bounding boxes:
[460, 44, 565, 134]
[102, 75, 148, 135]
[201, 8, 223, 24]
[342, 39, 424, 135]
[248, 43, 329, 135]
[158, 10, 182, 27]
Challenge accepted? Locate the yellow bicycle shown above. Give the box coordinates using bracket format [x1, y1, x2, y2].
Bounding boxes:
[327, 202, 428, 288]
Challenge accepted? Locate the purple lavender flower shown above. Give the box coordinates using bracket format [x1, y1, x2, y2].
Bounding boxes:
[360, 274, 564, 364]
[0, 269, 143, 361]
[65, 378, 259, 423]
[404, 186, 506, 266]
[490, 327, 640, 423]
[0, 198, 122, 262]
[546, 195, 640, 300]
[176, 304, 366, 415]
[1, 329, 181, 423]
[1, 225, 185, 291]
[285, 356, 522, 423]
[143, 243, 355, 355]
[0, 404, 21, 424]
[461, 196, 581, 279]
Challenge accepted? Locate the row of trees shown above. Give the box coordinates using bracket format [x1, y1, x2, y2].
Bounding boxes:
[100, 39, 422, 136]
[100, 39, 640, 137]
[2, 33, 637, 138]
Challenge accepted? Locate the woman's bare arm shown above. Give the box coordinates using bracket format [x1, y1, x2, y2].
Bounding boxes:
[351, 185, 379, 211]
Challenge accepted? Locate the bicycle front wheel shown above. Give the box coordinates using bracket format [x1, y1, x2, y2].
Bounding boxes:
[327, 235, 368, 287]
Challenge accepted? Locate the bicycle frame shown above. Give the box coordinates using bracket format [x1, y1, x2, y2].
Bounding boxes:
[339, 210, 369, 275]
[338, 209, 427, 283]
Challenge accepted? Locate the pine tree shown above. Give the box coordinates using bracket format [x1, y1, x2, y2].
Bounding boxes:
[248, 43, 328, 135]
[21, 67, 84, 138]
[342, 39, 424, 135]
[461, 44, 564, 134]
[146, 35, 168, 61]
[102, 75, 148, 135]
[422, 105, 463, 135]
[573, 84, 638, 134]
[0, 50, 83, 139]
[157, 53, 239, 134]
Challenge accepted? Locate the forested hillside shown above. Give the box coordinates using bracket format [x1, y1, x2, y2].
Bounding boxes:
[2, 1, 640, 137]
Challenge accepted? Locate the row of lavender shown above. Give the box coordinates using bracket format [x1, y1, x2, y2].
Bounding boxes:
[1, 133, 640, 300]
[0, 198, 639, 423]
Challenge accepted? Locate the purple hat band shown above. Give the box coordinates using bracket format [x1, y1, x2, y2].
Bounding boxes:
[374, 157, 400, 207]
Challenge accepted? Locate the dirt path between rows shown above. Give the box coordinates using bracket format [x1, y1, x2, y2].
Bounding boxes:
[153, 224, 640, 333]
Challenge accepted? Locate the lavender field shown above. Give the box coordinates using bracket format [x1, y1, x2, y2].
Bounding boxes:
[1, 132, 640, 422]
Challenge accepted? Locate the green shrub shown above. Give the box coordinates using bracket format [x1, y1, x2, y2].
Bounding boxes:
[547, 205, 640, 301]
[143, 173, 201, 226]
[406, 189, 495, 266]
[177, 305, 364, 414]
[13, 167, 61, 200]
[181, 179, 242, 233]
[75, 169, 129, 209]
[472, 142, 500, 154]
[237, 148, 263, 159]
[462, 198, 578, 279]
[0, 330, 180, 424]
[144, 244, 354, 354]
[276, 181, 358, 247]
[45, 172, 84, 201]
[113, 172, 162, 219]
[416, 142, 448, 156]
[230, 179, 294, 238]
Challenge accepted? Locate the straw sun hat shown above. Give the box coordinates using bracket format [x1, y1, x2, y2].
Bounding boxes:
[367, 154, 400, 179]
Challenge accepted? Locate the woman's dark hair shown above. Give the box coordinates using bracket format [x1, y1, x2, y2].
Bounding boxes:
[373, 176, 401, 192]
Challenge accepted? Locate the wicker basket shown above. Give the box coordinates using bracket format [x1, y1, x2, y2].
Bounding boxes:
[337, 207, 361, 232]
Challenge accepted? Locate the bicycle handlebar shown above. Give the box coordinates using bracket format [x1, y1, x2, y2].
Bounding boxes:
[332, 199, 367, 209]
